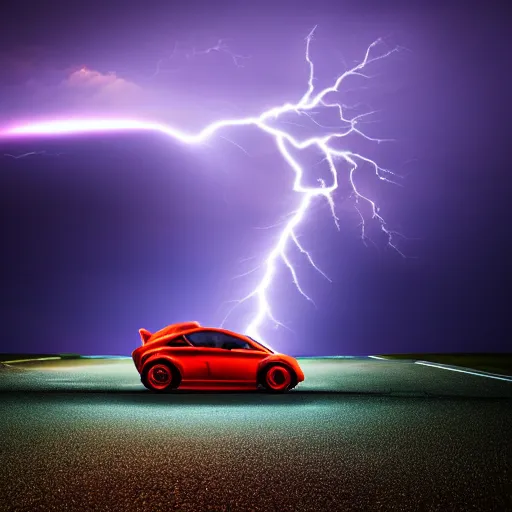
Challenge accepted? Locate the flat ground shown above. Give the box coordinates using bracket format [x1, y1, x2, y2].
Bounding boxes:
[379, 354, 512, 376]
[0, 357, 511, 511]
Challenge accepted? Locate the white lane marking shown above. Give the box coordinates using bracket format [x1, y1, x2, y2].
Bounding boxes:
[415, 361, 512, 382]
[369, 355, 387, 360]
[2, 357, 61, 364]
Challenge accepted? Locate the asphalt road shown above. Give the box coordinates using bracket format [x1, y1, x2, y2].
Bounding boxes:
[0, 357, 511, 511]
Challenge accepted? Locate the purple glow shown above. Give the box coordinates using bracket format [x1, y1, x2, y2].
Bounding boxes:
[1, 27, 403, 346]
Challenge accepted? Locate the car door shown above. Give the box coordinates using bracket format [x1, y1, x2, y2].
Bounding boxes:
[185, 330, 266, 382]
[163, 338, 210, 381]
[183, 331, 228, 381]
[207, 332, 267, 382]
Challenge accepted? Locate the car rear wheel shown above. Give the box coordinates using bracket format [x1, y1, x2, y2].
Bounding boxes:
[260, 364, 296, 393]
[141, 361, 181, 392]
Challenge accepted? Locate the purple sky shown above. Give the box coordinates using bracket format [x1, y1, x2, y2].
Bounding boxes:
[0, 0, 508, 356]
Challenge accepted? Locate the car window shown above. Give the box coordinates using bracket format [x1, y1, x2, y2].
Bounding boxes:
[217, 334, 252, 350]
[246, 336, 274, 353]
[186, 331, 218, 348]
[187, 331, 252, 349]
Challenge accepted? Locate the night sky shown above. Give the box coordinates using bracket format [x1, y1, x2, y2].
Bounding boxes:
[0, 1, 508, 356]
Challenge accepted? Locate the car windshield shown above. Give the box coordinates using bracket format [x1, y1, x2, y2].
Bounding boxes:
[247, 336, 274, 354]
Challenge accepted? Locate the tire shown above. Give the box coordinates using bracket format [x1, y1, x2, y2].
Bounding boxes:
[260, 364, 297, 393]
[141, 361, 181, 392]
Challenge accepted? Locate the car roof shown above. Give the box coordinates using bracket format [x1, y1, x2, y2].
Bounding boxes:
[148, 323, 273, 353]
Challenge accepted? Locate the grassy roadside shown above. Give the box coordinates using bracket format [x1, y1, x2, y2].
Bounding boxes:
[380, 354, 512, 376]
[0, 353, 81, 362]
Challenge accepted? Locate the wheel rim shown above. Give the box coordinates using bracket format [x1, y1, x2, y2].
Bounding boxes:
[265, 366, 292, 390]
[147, 364, 172, 390]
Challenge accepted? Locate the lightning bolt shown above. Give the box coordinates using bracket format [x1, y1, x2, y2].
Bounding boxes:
[3, 151, 46, 159]
[0, 27, 404, 349]
[152, 38, 249, 78]
[3, 150, 65, 159]
[190, 38, 249, 67]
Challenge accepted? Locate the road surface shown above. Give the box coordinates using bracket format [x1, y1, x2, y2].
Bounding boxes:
[0, 357, 511, 511]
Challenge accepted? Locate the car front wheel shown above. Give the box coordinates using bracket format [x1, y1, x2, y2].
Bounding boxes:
[141, 361, 180, 392]
[260, 364, 296, 393]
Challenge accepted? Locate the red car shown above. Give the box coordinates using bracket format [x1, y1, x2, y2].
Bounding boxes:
[132, 321, 304, 392]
